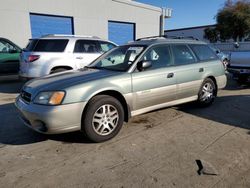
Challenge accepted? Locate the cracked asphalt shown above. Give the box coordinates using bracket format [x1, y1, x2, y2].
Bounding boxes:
[0, 76, 249, 188]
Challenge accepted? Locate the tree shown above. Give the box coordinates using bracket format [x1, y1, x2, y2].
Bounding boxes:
[204, 27, 219, 43]
[216, 0, 250, 42]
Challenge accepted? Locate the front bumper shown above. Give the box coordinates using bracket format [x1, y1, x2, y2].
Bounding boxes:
[15, 96, 87, 134]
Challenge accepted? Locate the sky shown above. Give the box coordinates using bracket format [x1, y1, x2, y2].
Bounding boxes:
[136, 0, 226, 30]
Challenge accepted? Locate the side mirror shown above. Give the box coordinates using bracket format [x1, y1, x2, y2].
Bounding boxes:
[137, 60, 152, 71]
[234, 42, 240, 49]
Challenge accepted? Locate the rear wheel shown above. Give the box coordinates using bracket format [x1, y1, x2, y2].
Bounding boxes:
[197, 78, 217, 107]
[82, 95, 124, 142]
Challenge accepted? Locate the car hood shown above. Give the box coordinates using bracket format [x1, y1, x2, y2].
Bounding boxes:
[23, 68, 121, 94]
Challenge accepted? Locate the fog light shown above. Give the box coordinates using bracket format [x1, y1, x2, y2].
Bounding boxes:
[33, 121, 47, 132]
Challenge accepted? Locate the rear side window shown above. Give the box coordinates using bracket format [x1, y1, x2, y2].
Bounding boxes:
[190, 44, 218, 61]
[99, 41, 116, 53]
[171, 45, 196, 65]
[74, 40, 99, 53]
[29, 39, 68, 52]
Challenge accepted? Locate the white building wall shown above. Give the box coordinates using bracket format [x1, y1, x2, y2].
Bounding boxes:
[0, 0, 161, 47]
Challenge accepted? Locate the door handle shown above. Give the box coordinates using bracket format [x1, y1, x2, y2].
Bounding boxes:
[167, 73, 174, 78]
[199, 68, 204, 72]
[76, 56, 83, 60]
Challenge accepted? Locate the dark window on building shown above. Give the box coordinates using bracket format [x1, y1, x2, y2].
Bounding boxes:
[30, 13, 74, 38]
[190, 44, 218, 61]
[108, 21, 135, 45]
[171, 45, 196, 65]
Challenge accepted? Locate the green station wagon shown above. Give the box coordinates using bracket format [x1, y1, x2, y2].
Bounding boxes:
[15, 36, 227, 142]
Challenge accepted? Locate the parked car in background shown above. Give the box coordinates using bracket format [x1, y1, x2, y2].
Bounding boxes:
[0, 38, 22, 76]
[227, 42, 250, 84]
[208, 44, 229, 68]
[16, 36, 226, 142]
[19, 35, 117, 79]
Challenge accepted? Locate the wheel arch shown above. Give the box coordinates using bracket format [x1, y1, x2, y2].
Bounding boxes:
[50, 66, 73, 73]
[81, 90, 131, 126]
[204, 75, 218, 96]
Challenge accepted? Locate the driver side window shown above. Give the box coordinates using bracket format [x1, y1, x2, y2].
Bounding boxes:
[139, 45, 171, 71]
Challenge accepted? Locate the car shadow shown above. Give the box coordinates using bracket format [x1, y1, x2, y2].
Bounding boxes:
[224, 74, 250, 90]
[223, 80, 250, 91]
[176, 94, 250, 131]
[0, 103, 92, 146]
[0, 80, 25, 94]
[0, 103, 47, 145]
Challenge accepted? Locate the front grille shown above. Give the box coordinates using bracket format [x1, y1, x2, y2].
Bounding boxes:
[20, 90, 32, 103]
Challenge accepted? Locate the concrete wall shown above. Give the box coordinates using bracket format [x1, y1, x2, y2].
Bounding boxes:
[0, 0, 161, 47]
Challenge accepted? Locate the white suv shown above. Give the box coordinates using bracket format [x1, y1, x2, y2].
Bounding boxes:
[19, 35, 117, 78]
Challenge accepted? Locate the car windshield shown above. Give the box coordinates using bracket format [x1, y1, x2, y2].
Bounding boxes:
[88, 45, 146, 72]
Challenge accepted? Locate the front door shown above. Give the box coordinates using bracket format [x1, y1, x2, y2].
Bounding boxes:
[171, 44, 203, 99]
[73, 40, 101, 69]
[131, 45, 177, 111]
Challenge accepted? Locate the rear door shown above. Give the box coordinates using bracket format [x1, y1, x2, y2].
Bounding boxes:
[131, 44, 177, 111]
[171, 44, 218, 100]
[73, 40, 102, 69]
[171, 44, 201, 99]
[0, 39, 21, 74]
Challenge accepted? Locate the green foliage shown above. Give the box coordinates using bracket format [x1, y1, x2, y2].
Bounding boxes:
[216, 0, 250, 42]
[204, 27, 219, 43]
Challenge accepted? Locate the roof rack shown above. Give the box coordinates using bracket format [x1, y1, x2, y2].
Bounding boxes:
[136, 35, 199, 41]
[41, 34, 100, 39]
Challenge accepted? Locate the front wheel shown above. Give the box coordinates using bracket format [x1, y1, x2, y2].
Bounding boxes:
[197, 78, 217, 107]
[82, 95, 124, 142]
[50, 68, 68, 74]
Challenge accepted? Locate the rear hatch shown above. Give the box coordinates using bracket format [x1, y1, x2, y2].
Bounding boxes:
[20, 39, 69, 75]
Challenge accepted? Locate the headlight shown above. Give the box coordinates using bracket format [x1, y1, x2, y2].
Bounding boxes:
[34, 91, 65, 105]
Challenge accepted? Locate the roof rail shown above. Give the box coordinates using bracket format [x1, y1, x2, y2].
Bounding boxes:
[136, 35, 166, 41]
[166, 35, 199, 40]
[41, 34, 100, 39]
[136, 35, 199, 41]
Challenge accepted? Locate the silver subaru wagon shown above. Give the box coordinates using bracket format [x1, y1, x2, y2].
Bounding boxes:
[15, 36, 227, 142]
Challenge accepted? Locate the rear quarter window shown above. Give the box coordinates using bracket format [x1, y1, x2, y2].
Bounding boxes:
[28, 39, 68, 52]
[190, 44, 218, 61]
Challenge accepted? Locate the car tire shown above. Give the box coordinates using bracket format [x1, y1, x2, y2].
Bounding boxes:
[50, 68, 68, 74]
[82, 95, 124, 142]
[197, 78, 217, 107]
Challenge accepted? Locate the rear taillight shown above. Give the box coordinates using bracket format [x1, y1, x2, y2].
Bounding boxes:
[28, 55, 40, 62]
